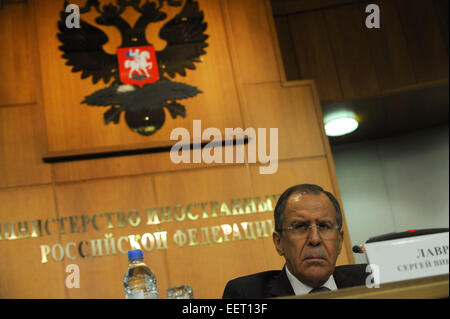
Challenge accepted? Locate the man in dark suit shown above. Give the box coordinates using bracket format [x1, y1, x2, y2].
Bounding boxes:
[223, 184, 367, 298]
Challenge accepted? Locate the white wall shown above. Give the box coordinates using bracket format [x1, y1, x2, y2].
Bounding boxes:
[332, 125, 449, 264]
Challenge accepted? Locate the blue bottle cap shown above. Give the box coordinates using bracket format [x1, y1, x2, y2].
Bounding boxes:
[128, 249, 143, 261]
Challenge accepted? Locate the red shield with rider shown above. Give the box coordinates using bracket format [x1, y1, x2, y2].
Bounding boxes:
[117, 46, 159, 87]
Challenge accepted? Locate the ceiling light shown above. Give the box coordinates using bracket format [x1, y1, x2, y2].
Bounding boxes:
[324, 111, 359, 137]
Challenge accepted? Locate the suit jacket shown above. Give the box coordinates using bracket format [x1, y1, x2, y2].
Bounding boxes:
[222, 264, 368, 299]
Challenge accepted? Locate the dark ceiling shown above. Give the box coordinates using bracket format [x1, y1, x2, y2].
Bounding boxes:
[323, 81, 449, 146]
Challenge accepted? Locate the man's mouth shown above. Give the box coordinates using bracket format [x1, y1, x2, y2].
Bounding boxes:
[304, 256, 326, 261]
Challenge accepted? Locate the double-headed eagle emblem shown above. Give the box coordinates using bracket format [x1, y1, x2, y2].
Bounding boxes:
[57, 0, 208, 135]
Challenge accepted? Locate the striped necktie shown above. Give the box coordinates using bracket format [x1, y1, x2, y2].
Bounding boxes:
[309, 286, 331, 294]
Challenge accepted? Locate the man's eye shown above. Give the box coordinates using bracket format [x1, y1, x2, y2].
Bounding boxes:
[318, 222, 332, 230]
[293, 223, 308, 230]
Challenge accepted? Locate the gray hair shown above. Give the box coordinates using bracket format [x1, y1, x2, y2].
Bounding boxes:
[274, 184, 343, 233]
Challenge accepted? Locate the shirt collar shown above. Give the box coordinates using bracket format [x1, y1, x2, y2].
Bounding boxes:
[285, 265, 338, 295]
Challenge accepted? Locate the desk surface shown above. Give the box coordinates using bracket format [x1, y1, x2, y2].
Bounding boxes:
[282, 274, 449, 299]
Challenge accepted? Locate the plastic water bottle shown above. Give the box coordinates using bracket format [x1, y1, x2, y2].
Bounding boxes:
[123, 249, 158, 299]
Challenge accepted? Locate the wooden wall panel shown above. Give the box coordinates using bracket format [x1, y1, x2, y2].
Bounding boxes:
[54, 175, 169, 299]
[153, 165, 271, 299]
[288, 10, 343, 102]
[395, 0, 449, 82]
[0, 3, 36, 106]
[271, 0, 364, 16]
[364, 0, 416, 91]
[433, 0, 449, 53]
[52, 151, 228, 183]
[0, 186, 66, 298]
[324, 3, 380, 99]
[223, 0, 280, 84]
[249, 158, 353, 268]
[271, 0, 449, 102]
[34, 0, 242, 152]
[0, 104, 51, 188]
[241, 82, 326, 160]
[273, 16, 300, 81]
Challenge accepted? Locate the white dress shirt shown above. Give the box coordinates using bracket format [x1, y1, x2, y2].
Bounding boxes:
[285, 265, 338, 295]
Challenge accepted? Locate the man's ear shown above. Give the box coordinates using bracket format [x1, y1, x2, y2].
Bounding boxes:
[273, 231, 284, 256]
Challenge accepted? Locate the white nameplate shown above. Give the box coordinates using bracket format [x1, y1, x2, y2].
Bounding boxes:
[364, 232, 449, 284]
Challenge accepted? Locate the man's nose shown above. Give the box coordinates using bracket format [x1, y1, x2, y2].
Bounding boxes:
[307, 225, 322, 246]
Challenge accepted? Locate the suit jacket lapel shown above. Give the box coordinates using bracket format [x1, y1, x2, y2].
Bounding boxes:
[267, 267, 295, 298]
[266, 265, 365, 296]
[333, 267, 362, 289]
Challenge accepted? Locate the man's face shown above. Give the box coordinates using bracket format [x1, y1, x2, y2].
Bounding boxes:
[273, 192, 343, 288]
